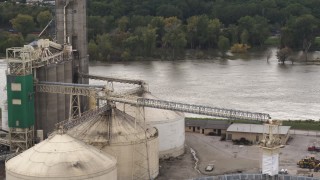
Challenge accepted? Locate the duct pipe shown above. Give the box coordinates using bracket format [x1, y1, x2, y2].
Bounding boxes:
[63, 0, 70, 44]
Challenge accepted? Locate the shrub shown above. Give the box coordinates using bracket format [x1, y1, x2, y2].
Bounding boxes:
[230, 43, 251, 53]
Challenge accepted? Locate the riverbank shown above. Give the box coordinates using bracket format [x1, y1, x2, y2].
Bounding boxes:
[185, 117, 320, 131]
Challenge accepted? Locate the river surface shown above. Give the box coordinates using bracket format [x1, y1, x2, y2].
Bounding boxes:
[89, 47, 320, 120]
[0, 47, 319, 120]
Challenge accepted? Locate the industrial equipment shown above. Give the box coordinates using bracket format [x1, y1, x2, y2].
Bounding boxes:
[260, 120, 282, 176]
[297, 156, 320, 169]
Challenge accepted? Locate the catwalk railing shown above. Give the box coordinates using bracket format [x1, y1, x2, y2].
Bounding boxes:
[35, 82, 271, 122]
[53, 105, 111, 133]
[109, 97, 271, 122]
[80, 73, 147, 86]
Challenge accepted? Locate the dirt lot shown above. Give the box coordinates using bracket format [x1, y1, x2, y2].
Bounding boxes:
[157, 132, 320, 180]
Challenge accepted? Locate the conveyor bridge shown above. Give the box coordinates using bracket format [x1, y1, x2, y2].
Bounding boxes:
[35, 81, 271, 122]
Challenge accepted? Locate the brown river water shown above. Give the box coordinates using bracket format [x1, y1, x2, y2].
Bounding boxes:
[0, 47, 319, 120]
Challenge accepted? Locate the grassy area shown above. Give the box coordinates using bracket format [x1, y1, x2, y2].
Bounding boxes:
[282, 120, 320, 131]
[185, 117, 320, 131]
[264, 36, 280, 46]
[185, 117, 263, 124]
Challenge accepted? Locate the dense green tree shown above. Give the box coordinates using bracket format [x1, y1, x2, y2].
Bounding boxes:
[162, 17, 187, 59]
[117, 16, 129, 32]
[36, 10, 52, 29]
[10, 14, 35, 37]
[238, 16, 270, 46]
[218, 35, 230, 56]
[207, 19, 221, 48]
[141, 26, 157, 56]
[156, 5, 182, 18]
[281, 14, 319, 53]
[88, 16, 106, 39]
[0, 31, 24, 53]
[88, 40, 99, 61]
[226, 24, 239, 45]
[150, 16, 165, 47]
[240, 30, 249, 44]
[186, 15, 213, 49]
[124, 35, 141, 56]
[283, 3, 310, 19]
[276, 47, 292, 64]
[129, 15, 153, 31]
[96, 34, 113, 61]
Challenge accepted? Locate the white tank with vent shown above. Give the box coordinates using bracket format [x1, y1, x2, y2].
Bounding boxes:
[6, 132, 117, 180]
[1, 100, 8, 131]
[69, 108, 159, 180]
[1, 85, 8, 131]
[119, 92, 185, 158]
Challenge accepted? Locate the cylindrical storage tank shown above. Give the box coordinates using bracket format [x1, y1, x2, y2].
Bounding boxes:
[35, 66, 47, 134]
[6, 133, 117, 180]
[69, 108, 159, 180]
[56, 62, 66, 122]
[45, 64, 58, 136]
[64, 60, 73, 119]
[119, 92, 185, 159]
[1, 100, 9, 131]
[1, 84, 8, 131]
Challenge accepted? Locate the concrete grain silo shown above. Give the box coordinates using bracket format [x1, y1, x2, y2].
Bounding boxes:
[6, 132, 117, 180]
[69, 108, 159, 180]
[119, 92, 185, 158]
[35, 60, 73, 137]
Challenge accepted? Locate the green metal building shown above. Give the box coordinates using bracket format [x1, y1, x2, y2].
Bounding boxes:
[6, 74, 35, 128]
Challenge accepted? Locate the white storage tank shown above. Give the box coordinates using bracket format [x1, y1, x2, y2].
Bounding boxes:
[1, 85, 8, 131]
[1, 100, 8, 131]
[69, 108, 159, 180]
[119, 92, 185, 158]
[6, 132, 117, 180]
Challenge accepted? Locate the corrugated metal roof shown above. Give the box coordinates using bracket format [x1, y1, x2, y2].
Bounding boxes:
[226, 123, 290, 135]
[69, 108, 158, 144]
[6, 133, 117, 179]
[185, 119, 230, 129]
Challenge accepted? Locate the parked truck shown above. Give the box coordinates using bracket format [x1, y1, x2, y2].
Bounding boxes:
[308, 146, 320, 152]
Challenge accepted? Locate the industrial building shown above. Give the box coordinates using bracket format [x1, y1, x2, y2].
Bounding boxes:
[185, 119, 230, 136]
[226, 123, 291, 145]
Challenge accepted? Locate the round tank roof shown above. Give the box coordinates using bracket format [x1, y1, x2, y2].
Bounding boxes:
[69, 108, 158, 145]
[6, 133, 117, 179]
[118, 92, 184, 123]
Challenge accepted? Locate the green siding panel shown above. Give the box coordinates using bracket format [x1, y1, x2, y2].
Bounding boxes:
[7, 75, 35, 128]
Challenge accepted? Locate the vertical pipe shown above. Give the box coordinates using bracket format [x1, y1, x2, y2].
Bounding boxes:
[63, 0, 70, 44]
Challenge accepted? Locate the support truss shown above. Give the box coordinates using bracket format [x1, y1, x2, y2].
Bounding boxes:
[36, 82, 106, 97]
[9, 126, 34, 152]
[54, 105, 111, 133]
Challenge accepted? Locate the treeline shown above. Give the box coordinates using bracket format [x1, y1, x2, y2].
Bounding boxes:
[87, 0, 320, 60]
[0, 0, 320, 60]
